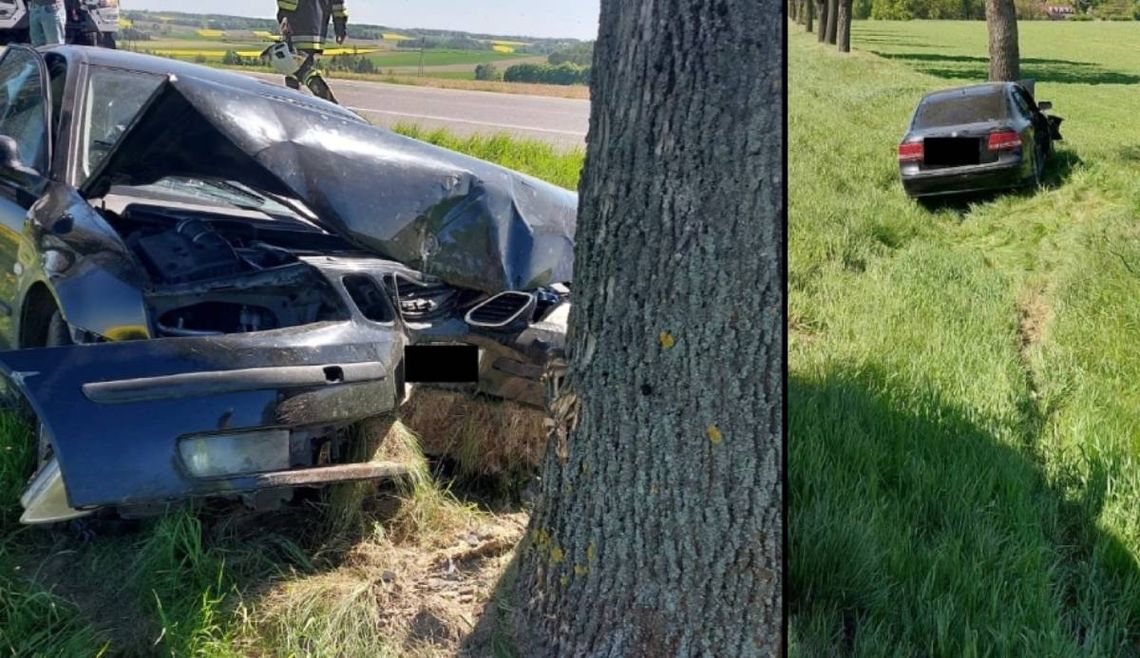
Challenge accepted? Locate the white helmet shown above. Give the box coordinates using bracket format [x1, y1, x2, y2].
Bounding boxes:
[263, 41, 306, 76]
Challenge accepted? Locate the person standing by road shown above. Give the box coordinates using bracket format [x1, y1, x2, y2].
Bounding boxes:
[28, 0, 68, 46]
[275, 0, 348, 103]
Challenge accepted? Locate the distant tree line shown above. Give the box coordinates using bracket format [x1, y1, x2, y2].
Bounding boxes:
[791, 0, 854, 51]
[475, 63, 502, 81]
[396, 36, 491, 50]
[848, 0, 1137, 18]
[120, 10, 583, 51]
[547, 42, 593, 66]
[503, 62, 590, 85]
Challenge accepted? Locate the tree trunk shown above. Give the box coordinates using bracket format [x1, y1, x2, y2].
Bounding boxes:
[826, 0, 839, 44]
[806, 0, 814, 33]
[837, 0, 852, 51]
[986, 0, 1020, 80]
[511, 0, 783, 655]
[817, 0, 829, 41]
[789, 0, 798, 23]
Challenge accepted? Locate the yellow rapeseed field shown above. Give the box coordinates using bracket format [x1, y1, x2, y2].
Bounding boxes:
[196, 29, 225, 38]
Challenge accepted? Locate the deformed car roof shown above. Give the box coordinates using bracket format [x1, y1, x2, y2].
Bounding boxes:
[64, 46, 577, 295]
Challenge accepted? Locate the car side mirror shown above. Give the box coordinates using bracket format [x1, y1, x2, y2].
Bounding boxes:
[1037, 101, 1052, 112]
[0, 135, 40, 178]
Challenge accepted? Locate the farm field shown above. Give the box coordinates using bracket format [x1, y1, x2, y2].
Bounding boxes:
[791, 20, 1140, 656]
[0, 128, 585, 657]
[132, 37, 533, 67]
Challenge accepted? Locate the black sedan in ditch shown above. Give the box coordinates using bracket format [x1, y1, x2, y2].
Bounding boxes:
[0, 45, 574, 524]
[898, 81, 1063, 199]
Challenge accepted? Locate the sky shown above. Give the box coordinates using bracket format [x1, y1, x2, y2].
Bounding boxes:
[125, 0, 601, 40]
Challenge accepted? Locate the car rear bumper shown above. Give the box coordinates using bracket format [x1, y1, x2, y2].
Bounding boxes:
[901, 160, 1027, 198]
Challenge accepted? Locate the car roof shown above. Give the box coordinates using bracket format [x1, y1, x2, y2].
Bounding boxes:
[38, 44, 365, 123]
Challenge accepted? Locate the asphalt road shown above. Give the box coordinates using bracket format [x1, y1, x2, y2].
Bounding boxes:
[244, 71, 590, 150]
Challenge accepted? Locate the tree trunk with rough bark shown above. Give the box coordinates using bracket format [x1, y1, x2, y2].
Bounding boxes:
[510, 0, 784, 656]
[826, 0, 839, 43]
[986, 0, 1020, 80]
[837, 0, 852, 51]
[806, 0, 814, 33]
[817, 0, 829, 41]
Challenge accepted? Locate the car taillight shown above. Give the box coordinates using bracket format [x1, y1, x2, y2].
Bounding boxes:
[898, 141, 923, 163]
[987, 130, 1021, 151]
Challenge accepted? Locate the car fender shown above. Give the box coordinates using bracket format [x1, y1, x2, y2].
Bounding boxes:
[18, 181, 150, 341]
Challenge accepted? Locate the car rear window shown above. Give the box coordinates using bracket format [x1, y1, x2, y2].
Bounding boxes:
[913, 90, 1009, 129]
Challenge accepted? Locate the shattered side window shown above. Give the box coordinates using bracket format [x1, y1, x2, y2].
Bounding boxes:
[81, 66, 164, 180]
[0, 49, 49, 172]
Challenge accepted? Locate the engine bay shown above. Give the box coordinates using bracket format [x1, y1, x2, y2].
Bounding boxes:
[106, 203, 355, 337]
[96, 199, 568, 340]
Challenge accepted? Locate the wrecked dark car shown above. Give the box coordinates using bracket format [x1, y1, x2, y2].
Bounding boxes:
[898, 81, 1063, 199]
[0, 45, 574, 524]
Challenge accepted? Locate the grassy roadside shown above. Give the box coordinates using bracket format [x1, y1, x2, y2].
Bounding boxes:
[0, 129, 582, 656]
[790, 21, 1140, 655]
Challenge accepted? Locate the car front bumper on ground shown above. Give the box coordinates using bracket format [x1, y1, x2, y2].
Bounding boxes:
[901, 159, 1028, 198]
[1, 303, 568, 522]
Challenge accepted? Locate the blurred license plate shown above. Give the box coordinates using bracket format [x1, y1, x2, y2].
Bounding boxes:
[404, 345, 479, 383]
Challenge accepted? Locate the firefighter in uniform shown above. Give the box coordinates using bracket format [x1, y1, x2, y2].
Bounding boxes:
[274, 0, 347, 103]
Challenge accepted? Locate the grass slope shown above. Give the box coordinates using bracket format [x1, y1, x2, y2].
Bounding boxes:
[791, 20, 1140, 656]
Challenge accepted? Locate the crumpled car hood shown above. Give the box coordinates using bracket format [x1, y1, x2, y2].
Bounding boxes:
[81, 75, 577, 294]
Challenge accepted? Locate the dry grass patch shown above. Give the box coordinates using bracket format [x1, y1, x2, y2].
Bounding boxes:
[399, 389, 548, 481]
[229, 415, 530, 656]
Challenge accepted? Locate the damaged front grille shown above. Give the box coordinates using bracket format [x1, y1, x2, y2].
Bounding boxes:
[390, 276, 463, 322]
[466, 292, 536, 329]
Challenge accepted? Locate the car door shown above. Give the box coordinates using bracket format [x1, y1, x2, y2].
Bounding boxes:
[0, 45, 52, 349]
[1013, 87, 1048, 157]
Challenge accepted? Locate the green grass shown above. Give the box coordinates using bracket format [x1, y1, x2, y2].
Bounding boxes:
[393, 123, 584, 191]
[359, 49, 527, 68]
[791, 20, 1140, 655]
[421, 71, 478, 80]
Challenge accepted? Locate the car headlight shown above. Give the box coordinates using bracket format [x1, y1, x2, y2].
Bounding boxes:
[179, 429, 290, 479]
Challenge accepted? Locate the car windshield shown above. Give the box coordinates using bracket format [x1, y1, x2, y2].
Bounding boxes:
[82, 66, 166, 179]
[913, 90, 1009, 129]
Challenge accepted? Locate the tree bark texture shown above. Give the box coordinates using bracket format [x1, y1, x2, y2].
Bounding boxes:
[837, 0, 852, 51]
[806, 0, 814, 33]
[817, 0, 828, 41]
[986, 0, 1020, 80]
[511, 0, 784, 656]
[826, 0, 839, 43]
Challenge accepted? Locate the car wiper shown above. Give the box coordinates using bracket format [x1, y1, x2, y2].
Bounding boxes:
[203, 180, 267, 206]
[256, 188, 334, 234]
